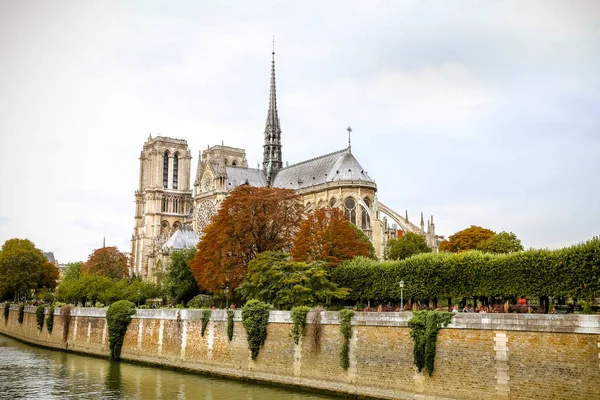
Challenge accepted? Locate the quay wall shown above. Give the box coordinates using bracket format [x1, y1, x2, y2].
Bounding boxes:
[1, 304, 599, 400]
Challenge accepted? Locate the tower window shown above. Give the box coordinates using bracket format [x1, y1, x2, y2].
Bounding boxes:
[173, 153, 179, 190]
[344, 197, 356, 225]
[163, 151, 169, 188]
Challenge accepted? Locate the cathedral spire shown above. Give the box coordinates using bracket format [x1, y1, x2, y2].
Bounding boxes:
[263, 38, 283, 184]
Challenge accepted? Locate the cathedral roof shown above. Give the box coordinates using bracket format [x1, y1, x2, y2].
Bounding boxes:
[162, 227, 198, 251]
[271, 148, 375, 190]
[225, 166, 268, 191]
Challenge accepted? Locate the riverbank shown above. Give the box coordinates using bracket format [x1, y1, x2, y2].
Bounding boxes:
[1, 304, 599, 400]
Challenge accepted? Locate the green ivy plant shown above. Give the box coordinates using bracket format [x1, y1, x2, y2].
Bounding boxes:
[290, 306, 310, 345]
[3, 303, 10, 323]
[242, 300, 270, 360]
[408, 310, 453, 376]
[339, 309, 355, 370]
[36, 305, 45, 330]
[17, 304, 25, 325]
[106, 300, 136, 361]
[46, 306, 55, 334]
[201, 309, 212, 337]
[226, 309, 234, 341]
[60, 305, 72, 342]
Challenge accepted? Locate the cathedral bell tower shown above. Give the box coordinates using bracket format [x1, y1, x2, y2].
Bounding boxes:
[262, 45, 283, 185]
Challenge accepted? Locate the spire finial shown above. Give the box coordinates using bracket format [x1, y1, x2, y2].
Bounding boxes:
[272, 35, 275, 55]
[103, 235, 106, 248]
[347, 126, 352, 152]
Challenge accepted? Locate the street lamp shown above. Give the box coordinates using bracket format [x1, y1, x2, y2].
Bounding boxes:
[399, 280, 404, 311]
[225, 285, 229, 309]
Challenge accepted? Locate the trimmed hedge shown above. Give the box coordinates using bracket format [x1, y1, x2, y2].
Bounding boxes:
[332, 237, 600, 303]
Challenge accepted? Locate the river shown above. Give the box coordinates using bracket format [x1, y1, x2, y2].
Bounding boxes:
[0, 334, 337, 400]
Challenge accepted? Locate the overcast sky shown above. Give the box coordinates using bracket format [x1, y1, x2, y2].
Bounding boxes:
[1, 0, 598, 263]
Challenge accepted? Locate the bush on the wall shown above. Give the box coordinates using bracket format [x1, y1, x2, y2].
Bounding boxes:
[226, 310, 234, 342]
[106, 300, 136, 361]
[17, 304, 25, 324]
[46, 306, 55, 334]
[36, 305, 45, 330]
[408, 310, 453, 376]
[3, 303, 10, 323]
[290, 306, 310, 345]
[241, 300, 270, 360]
[201, 309, 211, 337]
[339, 309, 355, 370]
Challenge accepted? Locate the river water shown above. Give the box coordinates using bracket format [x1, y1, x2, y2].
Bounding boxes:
[0, 334, 336, 400]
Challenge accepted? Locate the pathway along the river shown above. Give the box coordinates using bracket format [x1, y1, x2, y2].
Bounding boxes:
[0, 334, 336, 399]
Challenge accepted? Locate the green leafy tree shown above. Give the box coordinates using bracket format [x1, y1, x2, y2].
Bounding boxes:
[38, 261, 60, 290]
[237, 252, 349, 309]
[62, 262, 83, 282]
[439, 225, 495, 252]
[478, 231, 523, 254]
[350, 224, 377, 259]
[163, 249, 199, 305]
[386, 232, 432, 260]
[0, 239, 46, 301]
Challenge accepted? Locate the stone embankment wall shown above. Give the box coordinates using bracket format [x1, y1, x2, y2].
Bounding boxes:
[1, 304, 599, 400]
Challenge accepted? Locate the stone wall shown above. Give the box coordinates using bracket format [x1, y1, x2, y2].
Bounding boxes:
[1, 305, 599, 400]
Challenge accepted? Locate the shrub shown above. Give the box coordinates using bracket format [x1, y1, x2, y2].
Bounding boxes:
[408, 310, 453, 376]
[36, 305, 45, 330]
[187, 294, 213, 309]
[290, 306, 310, 345]
[60, 305, 72, 342]
[3, 303, 10, 323]
[339, 309, 355, 370]
[242, 300, 270, 360]
[106, 300, 136, 361]
[18, 304, 25, 324]
[46, 306, 55, 334]
[583, 301, 593, 315]
[227, 309, 234, 341]
[201, 309, 212, 337]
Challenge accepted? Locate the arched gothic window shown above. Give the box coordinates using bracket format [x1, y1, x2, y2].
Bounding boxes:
[330, 197, 337, 207]
[174, 198, 179, 213]
[361, 198, 371, 229]
[173, 153, 179, 190]
[173, 221, 180, 231]
[344, 197, 356, 225]
[161, 198, 167, 212]
[163, 151, 169, 188]
[160, 221, 170, 235]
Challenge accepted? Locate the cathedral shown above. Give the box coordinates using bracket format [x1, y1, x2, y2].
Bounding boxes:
[130, 49, 438, 281]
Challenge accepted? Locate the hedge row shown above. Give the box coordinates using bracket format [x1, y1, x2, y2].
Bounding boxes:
[332, 237, 600, 303]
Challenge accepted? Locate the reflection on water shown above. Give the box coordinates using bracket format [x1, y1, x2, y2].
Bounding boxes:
[0, 335, 334, 400]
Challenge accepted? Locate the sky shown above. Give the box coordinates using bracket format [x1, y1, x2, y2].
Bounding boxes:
[0, 0, 598, 263]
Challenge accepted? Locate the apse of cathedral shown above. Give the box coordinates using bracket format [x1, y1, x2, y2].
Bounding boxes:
[130, 49, 438, 281]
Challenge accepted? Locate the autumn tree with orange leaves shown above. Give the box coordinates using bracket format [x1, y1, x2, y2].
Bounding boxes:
[190, 186, 304, 293]
[291, 207, 372, 267]
[83, 246, 129, 279]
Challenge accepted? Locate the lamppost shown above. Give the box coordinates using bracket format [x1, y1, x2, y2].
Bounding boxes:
[137, 289, 140, 308]
[399, 280, 404, 311]
[225, 285, 229, 309]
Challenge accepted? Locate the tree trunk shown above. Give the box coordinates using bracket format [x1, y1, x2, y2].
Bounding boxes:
[447, 297, 453, 311]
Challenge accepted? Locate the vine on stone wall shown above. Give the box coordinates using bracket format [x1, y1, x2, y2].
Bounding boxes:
[201, 309, 212, 337]
[242, 300, 270, 360]
[36, 305, 45, 330]
[46, 306, 55, 334]
[408, 310, 453, 376]
[106, 300, 136, 361]
[339, 309, 355, 370]
[60, 305, 72, 342]
[17, 304, 25, 324]
[3, 303, 10, 323]
[227, 309, 234, 341]
[290, 306, 310, 345]
[309, 306, 323, 352]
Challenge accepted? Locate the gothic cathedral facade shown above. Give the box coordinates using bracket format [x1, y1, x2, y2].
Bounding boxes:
[131, 50, 438, 280]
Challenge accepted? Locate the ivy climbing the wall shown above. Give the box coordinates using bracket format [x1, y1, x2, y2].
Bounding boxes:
[106, 300, 136, 361]
[46, 306, 55, 334]
[290, 306, 310, 345]
[408, 310, 453, 376]
[3, 303, 10, 323]
[227, 309, 234, 341]
[242, 300, 270, 360]
[60, 305, 72, 342]
[339, 309, 355, 370]
[17, 304, 25, 324]
[36, 305, 45, 330]
[201, 309, 212, 337]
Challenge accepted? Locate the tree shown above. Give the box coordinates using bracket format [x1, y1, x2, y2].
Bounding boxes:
[62, 262, 83, 282]
[438, 225, 495, 252]
[291, 208, 372, 267]
[83, 247, 129, 279]
[237, 251, 349, 309]
[478, 231, 523, 254]
[0, 238, 46, 301]
[38, 261, 60, 290]
[386, 232, 432, 260]
[350, 223, 377, 259]
[190, 186, 304, 293]
[163, 248, 199, 305]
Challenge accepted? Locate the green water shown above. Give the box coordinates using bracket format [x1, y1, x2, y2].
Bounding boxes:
[0, 334, 337, 399]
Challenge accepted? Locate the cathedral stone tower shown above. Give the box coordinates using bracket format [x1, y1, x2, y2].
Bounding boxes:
[262, 48, 283, 185]
[131, 135, 193, 281]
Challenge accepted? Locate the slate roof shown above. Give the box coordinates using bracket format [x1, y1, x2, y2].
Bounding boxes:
[43, 252, 56, 264]
[225, 167, 268, 191]
[162, 227, 199, 250]
[271, 148, 375, 190]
